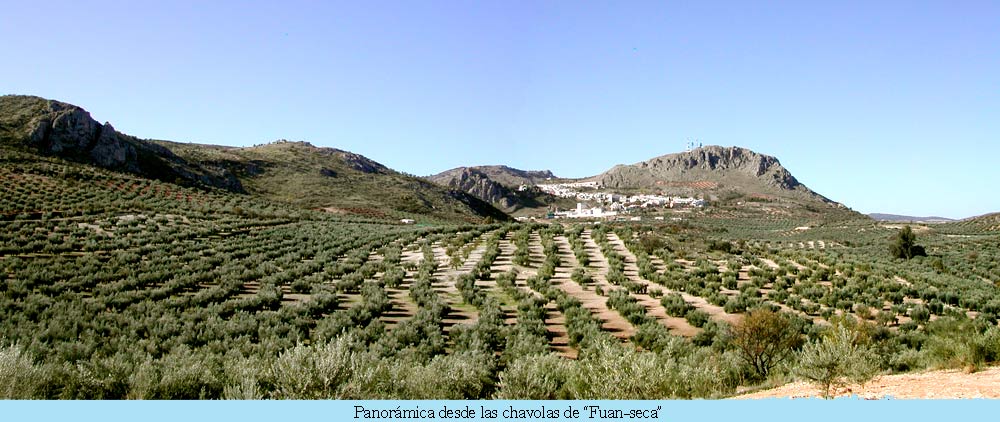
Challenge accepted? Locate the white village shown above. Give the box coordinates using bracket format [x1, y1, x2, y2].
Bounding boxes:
[526, 180, 706, 220]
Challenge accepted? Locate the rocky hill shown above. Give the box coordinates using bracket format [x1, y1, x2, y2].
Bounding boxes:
[0, 95, 508, 222]
[0, 95, 243, 191]
[427, 166, 570, 214]
[432, 165, 556, 188]
[596, 145, 834, 203]
[428, 167, 521, 210]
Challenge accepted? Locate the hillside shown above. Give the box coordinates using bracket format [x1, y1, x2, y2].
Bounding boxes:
[597, 146, 834, 204]
[0, 95, 244, 191]
[427, 166, 571, 214]
[156, 140, 508, 222]
[0, 95, 507, 223]
[869, 213, 955, 223]
[938, 212, 1000, 233]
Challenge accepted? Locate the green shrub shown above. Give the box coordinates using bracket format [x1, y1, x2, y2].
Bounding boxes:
[0, 344, 41, 399]
[923, 318, 1000, 372]
[909, 305, 930, 324]
[495, 354, 571, 399]
[270, 337, 366, 399]
[661, 293, 692, 317]
[794, 326, 879, 398]
[685, 309, 710, 328]
[391, 351, 495, 399]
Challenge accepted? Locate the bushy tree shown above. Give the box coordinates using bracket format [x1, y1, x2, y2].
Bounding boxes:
[729, 309, 803, 380]
[794, 325, 879, 398]
[890, 226, 926, 259]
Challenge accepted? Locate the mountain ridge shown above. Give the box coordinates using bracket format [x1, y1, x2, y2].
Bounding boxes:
[429, 145, 843, 216]
[868, 213, 955, 223]
[594, 145, 836, 204]
[0, 95, 509, 222]
[4, 94, 859, 221]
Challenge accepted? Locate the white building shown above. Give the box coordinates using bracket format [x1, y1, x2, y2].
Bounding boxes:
[554, 203, 618, 219]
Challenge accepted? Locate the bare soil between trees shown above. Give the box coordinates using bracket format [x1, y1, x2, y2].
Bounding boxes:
[736, 366, 1000, 399]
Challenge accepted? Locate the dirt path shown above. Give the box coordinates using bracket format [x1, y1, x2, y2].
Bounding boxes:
[432, 241, 487, 329]
[736, 366, 1000, 399]
[477, 238, 518, 325]
[541, 235, 595, 358]
[381, 245, 425, 330]
[519, 234, 575, 357]
[498, 238, 544, 300]
[565, 231, 636, 339]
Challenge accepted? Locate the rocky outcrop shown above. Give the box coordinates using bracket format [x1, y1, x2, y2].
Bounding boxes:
[427, 165, 561, 212]
[429, 165, 556, 189]
[598, 145, 829, 202]
[22, 100, 139, 171]
[444, 168, 519, 210]
[2, 95, 244, 192]
[465, 165, 555, 187]
[338, 151, 388, 174]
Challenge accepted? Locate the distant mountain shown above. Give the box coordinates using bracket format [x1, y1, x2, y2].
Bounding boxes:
[427, 166, 569, 214]
[0, 95, 508, 222]
[430, 146, 850, 217]
[596, 145, 835, 204]
[869, 213, 955, 223]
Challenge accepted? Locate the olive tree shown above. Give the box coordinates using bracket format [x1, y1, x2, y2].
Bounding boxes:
[794, 325, 879, 398]
[729, 309, 803, 380]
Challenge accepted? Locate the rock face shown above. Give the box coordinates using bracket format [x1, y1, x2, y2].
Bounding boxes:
[1, 95, 243, 192]
[427, 165, 560, 212]
[597, 145, 828, 201]
[338, 151, 388, 174]
[462, 165, 555, 187]
[442, 168, 519, 210]
[430, 165, 555, 189]
[23, 100, 139, 171]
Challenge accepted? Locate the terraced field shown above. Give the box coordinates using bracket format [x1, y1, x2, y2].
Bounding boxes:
[2, 151, 999, 400]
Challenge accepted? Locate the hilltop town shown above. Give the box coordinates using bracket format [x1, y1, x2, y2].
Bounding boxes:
[532, 180, 706, 219]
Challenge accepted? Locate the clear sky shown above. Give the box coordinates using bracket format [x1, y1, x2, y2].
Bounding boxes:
[2, 1, 998, 219]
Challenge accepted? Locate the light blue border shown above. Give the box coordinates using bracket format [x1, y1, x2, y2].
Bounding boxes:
[1, 399, 995, 422]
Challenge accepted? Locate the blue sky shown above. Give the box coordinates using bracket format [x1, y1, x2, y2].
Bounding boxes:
[2, 1, 998, 219]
